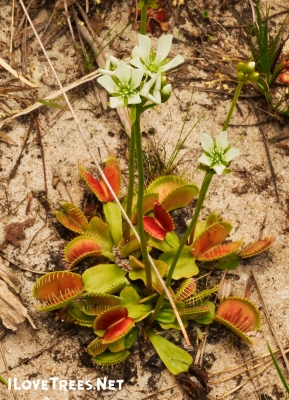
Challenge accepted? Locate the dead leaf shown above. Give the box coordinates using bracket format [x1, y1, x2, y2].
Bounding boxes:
[0, 257, 37, 330]
[0, 218, 35, 249]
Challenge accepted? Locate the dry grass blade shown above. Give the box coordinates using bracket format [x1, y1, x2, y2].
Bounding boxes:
[0, 70, 100, 129]
[252, 271, 289, 373]
[0, 57, 38, 88]
[18, 0, 190, 346]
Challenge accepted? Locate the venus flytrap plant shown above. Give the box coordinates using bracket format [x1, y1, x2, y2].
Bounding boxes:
[31, 16, 275, 375]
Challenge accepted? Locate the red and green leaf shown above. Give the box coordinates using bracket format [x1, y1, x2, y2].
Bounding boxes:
[64, 235, 103, 268]
[32, 271, 84, 311]
[174, 278, 197, 301]
[78, 158, 120, 203]
[191, 221, 233, 257]
[238, 236, 275, 258]
[162, 184, 199, 212]
[146, 175, 189, 202]
[55, 202, 89, 234]
[214, 297, 261, 344]
[92, 349, 130, 366]
[197, 240, 243, 261]
[143, 202, 175, 240]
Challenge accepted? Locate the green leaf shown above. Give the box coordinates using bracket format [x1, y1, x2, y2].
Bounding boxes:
[120, 286, 153, 321]
[216, 254, 239, 270]
[156, 309, 175, 324]
[38, 99, 65, 109]
[147, 329, 192, 374]
[103, 202, 123, 245]
[159, 246, 199, 280]
[85, 216, 113, 251]
[82, 264, 127, 294]
[268, 344, 289, 394]
[0, 375, 8, 386]
[129, 259, 167, 285]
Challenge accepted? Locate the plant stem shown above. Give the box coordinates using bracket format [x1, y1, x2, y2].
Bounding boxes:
[149, 170, 214, 323]
[140, 5, 147, 35]
[135, 107, 152, 294]
[222, 81, 244, 131]
[124, 124, 136, 241]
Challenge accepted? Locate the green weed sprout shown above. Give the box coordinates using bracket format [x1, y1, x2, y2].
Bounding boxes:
[249, 3, 289, 114]
[268, 344, 289, 398]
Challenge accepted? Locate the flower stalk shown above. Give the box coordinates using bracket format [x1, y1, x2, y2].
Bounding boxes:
[134, 106, 152, 294]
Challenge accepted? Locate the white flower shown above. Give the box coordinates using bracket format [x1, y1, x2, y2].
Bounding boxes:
[130, 34, 184, 77]
[98, 55, 122, 76]
[140, 73, 162, 104]
[97, 61, 144, 108]
[198, 131, 240, 175]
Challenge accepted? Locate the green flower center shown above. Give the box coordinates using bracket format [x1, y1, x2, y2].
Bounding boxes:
[117, 83, 135, 98]
[210, 149, 225, 164]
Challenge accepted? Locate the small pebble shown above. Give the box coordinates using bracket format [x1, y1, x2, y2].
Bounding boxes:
[25, 271, 33, 278]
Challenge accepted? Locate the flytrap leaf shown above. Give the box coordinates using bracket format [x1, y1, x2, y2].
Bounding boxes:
[33, 271, 84, 311]
[93, 306, 134, 343]
[85, 217, 113, 251]
[238, 236, 275, 258]
[143, 202, 175, 240]
[67, 300, 96, 327]
[55, 202, 89, 234]
[162, 184, 199, 212]
[147, 329, 192, 375]
[174, 278, 197, 301]
[146, 175, 190, 202]
[64, 235, 103, 268]
[129, 259, 167, 286]
[149, 231, 179, 252]
[78, 158, 121, 203]
[131, 193, 159, 224]
[82, 264, 127, 294]
[191, 222, 233, 258]
[196, 240, 243, 262]
[92, 349, 129, 367]
[80, 294, 122, 316]
[118, 236, 141, 259]
[214, 297, 261, 345]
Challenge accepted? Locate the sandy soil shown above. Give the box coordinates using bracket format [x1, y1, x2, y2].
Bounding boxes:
[1, 1, 289, 399]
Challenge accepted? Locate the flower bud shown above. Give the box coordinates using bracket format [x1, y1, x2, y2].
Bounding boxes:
[161, 84, 172, 103]
[236, 62, 244, 72]
[242, 61, 255, 74]
[248, 72, 259, 82]
[237, 71, 245, 81]
[161, 76, 167, 86]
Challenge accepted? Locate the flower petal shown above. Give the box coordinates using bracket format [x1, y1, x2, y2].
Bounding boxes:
[130, 56, 146, 71]
[114, 61, 131, 85]
[127, 93, 142, 105]
[216, 131, 229, 151]
[213, 162, 226, 175]
[140, 73, 159, 97]
[98, 68, 116, 76]
[198, 153, 212, 166]
[130, 69, 144, 90]
[223, 147, 241, 162]
[97, 75, 119, 93]
[155, 34, 172, 65]
[200, 133, 214, 153]
[138, 34, 152, 65]
[109, 96, 125, 108]
[158, 55, 184, 72]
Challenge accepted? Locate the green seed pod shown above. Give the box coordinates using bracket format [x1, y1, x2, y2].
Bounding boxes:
[236, 62, 244, 72]
[242, 61, 255, 74]
[248, 72, 259, 82]
[237, 71, 245, 81]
